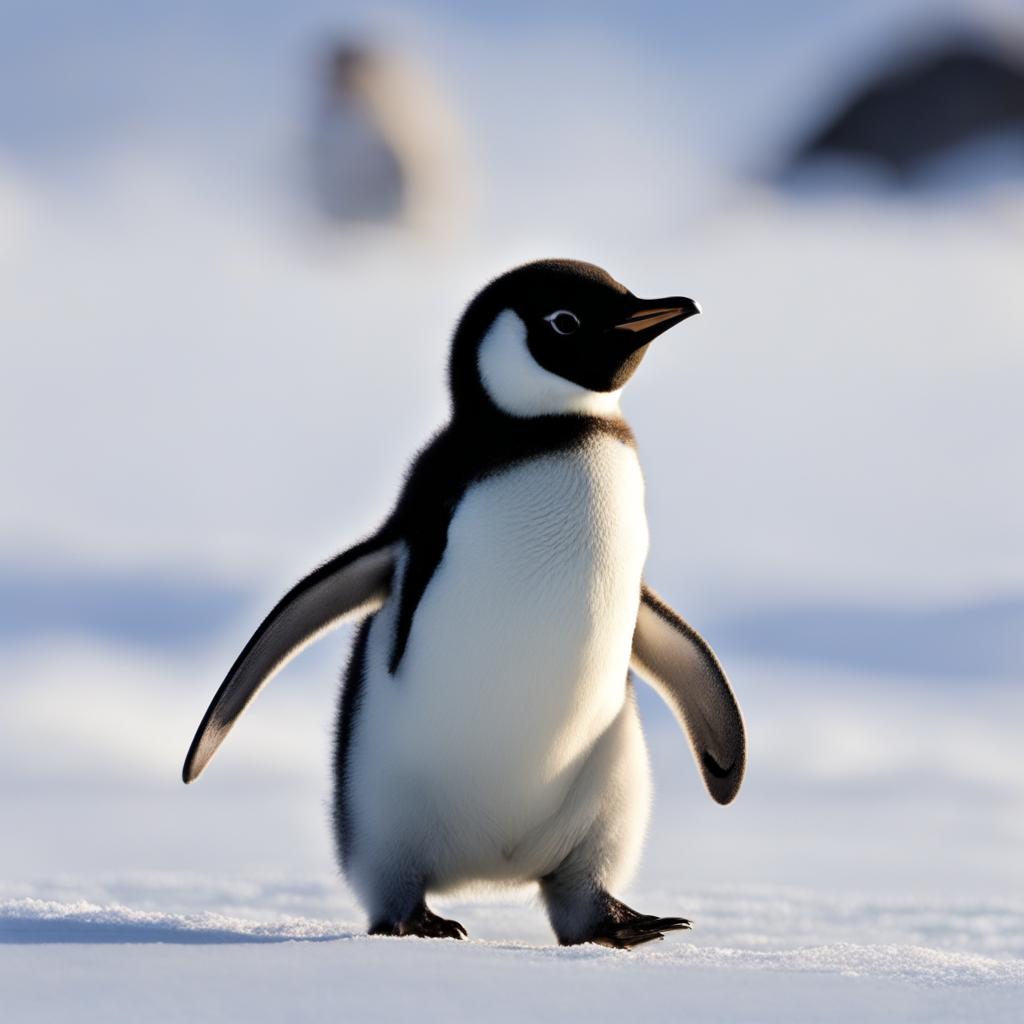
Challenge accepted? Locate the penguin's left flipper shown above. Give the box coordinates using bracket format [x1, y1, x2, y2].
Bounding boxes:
[182, 537, 397, 784]
[631, 583, 746, 805]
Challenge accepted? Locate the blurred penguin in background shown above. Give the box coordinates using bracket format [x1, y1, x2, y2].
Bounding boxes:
[310, 42, 471, 234]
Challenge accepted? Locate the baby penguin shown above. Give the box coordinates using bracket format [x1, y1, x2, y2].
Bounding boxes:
[184, 259, 745, 948]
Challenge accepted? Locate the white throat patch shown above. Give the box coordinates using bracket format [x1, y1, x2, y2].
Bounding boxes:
[477, 309, 623, 418]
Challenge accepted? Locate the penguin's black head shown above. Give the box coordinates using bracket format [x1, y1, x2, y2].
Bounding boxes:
[449, 259, 700, 418]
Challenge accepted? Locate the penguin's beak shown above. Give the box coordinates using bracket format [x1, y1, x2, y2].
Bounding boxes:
[612, 297, 701, 345]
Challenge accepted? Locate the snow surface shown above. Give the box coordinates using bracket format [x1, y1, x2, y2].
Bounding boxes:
[2, 2, 1023, 1021]
[3, 891, 1023, 1022]
[4, 942, 1020, 1024]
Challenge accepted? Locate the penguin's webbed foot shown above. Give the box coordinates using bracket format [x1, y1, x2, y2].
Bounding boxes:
[369, 901, 468, 940]
[571, 898, 691, 950]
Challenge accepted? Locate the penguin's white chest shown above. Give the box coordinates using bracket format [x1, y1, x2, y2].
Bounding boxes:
[353, 434, 648, 877]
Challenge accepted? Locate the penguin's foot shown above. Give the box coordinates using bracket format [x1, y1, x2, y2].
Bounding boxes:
[569, 898, 691, 950]
[369, 901, 468, 940]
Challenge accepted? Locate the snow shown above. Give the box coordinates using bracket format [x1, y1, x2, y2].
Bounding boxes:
[2, 667, 1021, 1020]
[2, 1, 1023, 1021]
[5, 945, 1018, 1024]
[3, 893, 1023, 1022]
[5, 886, 1024, 972]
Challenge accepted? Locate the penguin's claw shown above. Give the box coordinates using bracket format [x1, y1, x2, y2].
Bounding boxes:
[405, 917, 466, 940]
[593, 916, 691, 950]
[370, 903, 468, 940]
[574, 901, 692, 950]
[594, 930, 663, 949]
[415, 915, 467, 941]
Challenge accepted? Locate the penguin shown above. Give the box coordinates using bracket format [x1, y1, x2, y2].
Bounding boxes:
[183, 259, 745, 948]
[310, 42, 470, 233]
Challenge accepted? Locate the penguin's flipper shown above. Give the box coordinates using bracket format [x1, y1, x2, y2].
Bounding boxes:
[631, 583, 746, 805]
[182, 538, 396, 784]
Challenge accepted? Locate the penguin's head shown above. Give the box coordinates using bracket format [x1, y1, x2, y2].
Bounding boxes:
[449, 259, 700, 418]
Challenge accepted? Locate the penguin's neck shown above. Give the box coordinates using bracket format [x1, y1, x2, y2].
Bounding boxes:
[448, 404, 636, 473]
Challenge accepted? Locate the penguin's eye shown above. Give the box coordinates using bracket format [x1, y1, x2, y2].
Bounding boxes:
[544, 310, 580, 336]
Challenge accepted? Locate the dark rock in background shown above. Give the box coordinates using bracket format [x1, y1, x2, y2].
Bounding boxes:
[787, 34, 1024, 182]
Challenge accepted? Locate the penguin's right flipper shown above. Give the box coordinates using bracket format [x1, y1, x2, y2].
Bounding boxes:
[182, 538, 396, 784]
[631, 583, 746, 805]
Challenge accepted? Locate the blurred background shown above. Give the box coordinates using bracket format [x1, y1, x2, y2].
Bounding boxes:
[1, 0, 1022, 949]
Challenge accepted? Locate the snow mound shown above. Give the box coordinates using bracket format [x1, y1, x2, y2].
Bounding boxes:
[0, 897, 346, 944]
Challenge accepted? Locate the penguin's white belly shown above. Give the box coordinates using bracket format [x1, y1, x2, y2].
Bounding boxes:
[349, 435, 649, 885]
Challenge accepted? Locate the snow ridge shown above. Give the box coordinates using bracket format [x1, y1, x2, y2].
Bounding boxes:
[0, 898, 346, 944]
